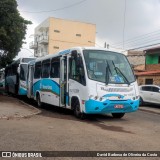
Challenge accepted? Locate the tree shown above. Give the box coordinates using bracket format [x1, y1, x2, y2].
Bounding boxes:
[0, 0, 32, 69]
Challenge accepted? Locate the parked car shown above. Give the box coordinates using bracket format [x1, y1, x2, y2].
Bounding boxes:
[139, 85, 160, 105]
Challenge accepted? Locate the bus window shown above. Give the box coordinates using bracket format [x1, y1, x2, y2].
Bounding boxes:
[69, 55, 86, 86]
[50, 58, 60, 78]
[34, 62, 41, 79]
[20, 64, 28, 81]
[42, 59, 50, 78]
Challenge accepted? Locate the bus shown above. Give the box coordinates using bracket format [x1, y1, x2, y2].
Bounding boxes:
[27, 47, 139, 119]
[0, 68, 5, 91]
[5, 57, 35, 95]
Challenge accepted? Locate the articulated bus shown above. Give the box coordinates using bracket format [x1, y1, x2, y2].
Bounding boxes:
[27, 47, 139, 119]
[5, 57, 35, 95]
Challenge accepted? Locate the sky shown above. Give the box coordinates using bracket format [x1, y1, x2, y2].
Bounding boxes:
[16, 0, 160, 58]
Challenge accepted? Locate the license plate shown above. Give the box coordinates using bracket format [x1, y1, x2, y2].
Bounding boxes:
[114, 105, 124, 109]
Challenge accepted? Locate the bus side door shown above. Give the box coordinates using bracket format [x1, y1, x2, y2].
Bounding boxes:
[60, 56, 68, 107]
[27, 65, 34, 98]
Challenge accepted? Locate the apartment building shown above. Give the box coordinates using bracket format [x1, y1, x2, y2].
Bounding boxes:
[29, 17, 96, 57]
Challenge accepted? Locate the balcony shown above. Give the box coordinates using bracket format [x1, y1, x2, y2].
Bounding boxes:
[37, 52, 48, 57]
[29, 41, 38, 49]
[39, 35, 48, 44]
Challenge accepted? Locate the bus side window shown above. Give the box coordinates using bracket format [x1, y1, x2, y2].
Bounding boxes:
[34, 62, 41, 79]
[50, 58, 60, 78]
[69, 55, 86, 86]
[42, 59, 50, 78]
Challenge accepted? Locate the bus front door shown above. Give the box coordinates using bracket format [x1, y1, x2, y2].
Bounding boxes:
[27, 65, 34, 98]
[60, 56, 67, 107]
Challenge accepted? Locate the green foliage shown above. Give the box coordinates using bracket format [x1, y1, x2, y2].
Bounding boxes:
[0, 0, 32, 68]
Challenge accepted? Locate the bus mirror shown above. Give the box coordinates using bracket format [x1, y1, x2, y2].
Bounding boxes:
[71, 50, 78, 59]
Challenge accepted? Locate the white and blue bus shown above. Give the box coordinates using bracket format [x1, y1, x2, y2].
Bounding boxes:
[5, 57, 35, 95]
[27, 47, 139, 118]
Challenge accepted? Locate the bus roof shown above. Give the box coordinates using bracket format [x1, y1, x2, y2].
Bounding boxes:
[35, 47, 123, 63]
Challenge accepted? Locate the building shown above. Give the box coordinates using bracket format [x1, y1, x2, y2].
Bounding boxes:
[29, 17, 96, 57]
[127, 50, 145, 70]
[135, 47, 160, 85]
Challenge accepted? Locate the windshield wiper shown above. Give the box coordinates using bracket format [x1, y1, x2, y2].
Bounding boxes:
[112, 61, 130, 85]
[105, 60, 112, 85]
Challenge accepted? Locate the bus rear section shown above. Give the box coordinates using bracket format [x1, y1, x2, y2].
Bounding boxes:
[5, 58, 35, 96]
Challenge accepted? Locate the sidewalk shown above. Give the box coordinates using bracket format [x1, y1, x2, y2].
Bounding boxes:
[0, 94, 41, 119]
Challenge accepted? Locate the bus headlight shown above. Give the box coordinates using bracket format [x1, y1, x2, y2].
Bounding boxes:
[132, 96, 139, 100]
[94, 96, 98, 100]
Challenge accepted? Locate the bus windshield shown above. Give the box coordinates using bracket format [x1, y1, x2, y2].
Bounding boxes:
[83, 50, 135, 84]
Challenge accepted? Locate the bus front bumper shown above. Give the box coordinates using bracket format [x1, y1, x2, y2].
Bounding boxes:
[84, 99, 139, 114]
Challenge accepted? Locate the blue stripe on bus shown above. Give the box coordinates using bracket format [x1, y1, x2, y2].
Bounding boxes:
[19, 87, 27, 95]
[33, 79, 60, 97]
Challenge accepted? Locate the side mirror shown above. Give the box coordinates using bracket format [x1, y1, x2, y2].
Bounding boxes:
[71, 50, 78, 59]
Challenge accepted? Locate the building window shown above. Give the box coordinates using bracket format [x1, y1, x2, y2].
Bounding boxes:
[76, 34, 81, 37]
[54, 46, 59, 49]
[145, 79, 153, 85]
[54, 30, 60, 33]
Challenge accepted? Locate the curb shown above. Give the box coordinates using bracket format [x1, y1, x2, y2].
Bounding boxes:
[139, 108, 160, 115]
[0, 97, 41, 120]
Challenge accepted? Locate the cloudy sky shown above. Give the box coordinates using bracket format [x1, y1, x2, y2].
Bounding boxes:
[16, 0, 160, 58]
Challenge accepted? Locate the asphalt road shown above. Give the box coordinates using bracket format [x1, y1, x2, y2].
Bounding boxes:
[0, 97, 160, 160]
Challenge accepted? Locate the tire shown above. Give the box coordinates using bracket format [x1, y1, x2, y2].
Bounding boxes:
[74, 102, 86, 119]
[5, 85, 9, 94]
[37, 94, 43, 108]
[139, 97, 144, 106]
[112, 113, 125, 119]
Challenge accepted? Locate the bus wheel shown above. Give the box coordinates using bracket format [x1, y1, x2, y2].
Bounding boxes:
[112, 113, 125, 119]
[37, 94, 42, 108]
[6, 85, 9, 94]
[74, 103, 85, 119]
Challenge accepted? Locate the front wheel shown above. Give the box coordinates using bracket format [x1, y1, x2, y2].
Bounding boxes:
[74, 103, 86, 119]
[112, 113, 125, 119]
[37, 94, 43, 108]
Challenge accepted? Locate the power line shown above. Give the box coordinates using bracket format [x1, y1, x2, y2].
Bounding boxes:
[126, 42, 160, 51]
[111, 28, 160, 47]
[115, 33, 160, 47]
[114, 36, 160, 50]
[19, 0, 87, 13]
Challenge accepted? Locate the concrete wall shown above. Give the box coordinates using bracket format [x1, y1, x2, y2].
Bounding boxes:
[146, 64, 160, 71]
[48, 17, 96, 54]
[33, 17, 96, 56]
[137, 75, 160, 85]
